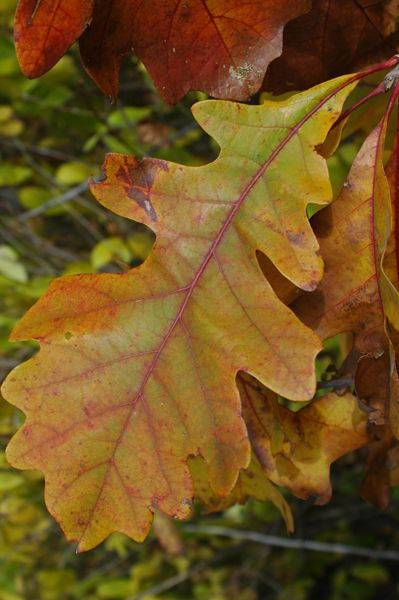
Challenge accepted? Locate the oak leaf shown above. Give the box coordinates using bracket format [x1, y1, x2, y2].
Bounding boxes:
[2, 78, 355, 551]
[191, 370, 369, 523]
[14, 0, 310, 103]
[14, 0, 94, 78]
[265, 0, 399, 94]
[359, 143, 399, 509]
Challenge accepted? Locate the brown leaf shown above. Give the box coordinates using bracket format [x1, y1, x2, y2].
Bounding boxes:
[265, 0, 399, 94]
[361, 425, 395, 509]
[79, 0, 310, 103]
[153, 512, 184, 555]
[293, 116, 399, 403]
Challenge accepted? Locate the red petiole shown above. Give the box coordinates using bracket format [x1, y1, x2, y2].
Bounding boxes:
[332, 55, 399, 129]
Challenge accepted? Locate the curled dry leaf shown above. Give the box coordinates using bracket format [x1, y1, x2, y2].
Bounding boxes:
[238, 373, 370, 505]
[2, 77, 355, 551]
[14, 0, 94, 78]
[265, 0, 399, 94]
[361, 423, 396, 509]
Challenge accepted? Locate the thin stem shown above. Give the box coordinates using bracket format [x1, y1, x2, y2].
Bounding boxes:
[182, 524, 399, 561]
[333, 56, 399, 129]
[317, 378, 353, 390]
[333, 80, 385, 129]
[395, 96, 399, 285]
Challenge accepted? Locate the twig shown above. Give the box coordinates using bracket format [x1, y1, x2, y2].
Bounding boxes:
[317, 378, 353, 390]
[0, 138, 76, 162]
[181, 525, 399, 561]
[129, 562, 209, 599]
[17, 181, 89, 220]
[0, 359, 19, 369]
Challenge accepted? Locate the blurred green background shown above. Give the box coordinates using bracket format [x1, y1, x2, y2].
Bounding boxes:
[1, 1, 399, 598]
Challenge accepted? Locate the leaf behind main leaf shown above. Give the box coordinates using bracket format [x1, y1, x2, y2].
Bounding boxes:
[294, 116, 399, 353]
[2, 77, 355, 551]
[239, 373, 370, 504]
[265, 0, 399, 94]
[190, 453, 294, 533]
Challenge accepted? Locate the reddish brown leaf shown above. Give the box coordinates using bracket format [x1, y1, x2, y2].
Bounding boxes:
[265, 0, 399, 94]
[14, 0, 94, 78]
[356, 354, 391, 426]
[78, 0, 310, 102]
[294, 116, 399, 357]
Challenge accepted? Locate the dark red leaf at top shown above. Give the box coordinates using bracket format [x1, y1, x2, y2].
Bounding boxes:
[265, 0, 399, 94]
[14, 0, 94, 77]
[78, 0, 311, 102]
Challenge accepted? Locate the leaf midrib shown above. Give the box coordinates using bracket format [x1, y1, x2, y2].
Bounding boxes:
[78, 76, 357, 546]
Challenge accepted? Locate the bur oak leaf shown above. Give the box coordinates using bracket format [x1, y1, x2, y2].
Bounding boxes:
[294, 111, 399, 458]
[2, 77, 355, 551]
[294, 116, 399, 357]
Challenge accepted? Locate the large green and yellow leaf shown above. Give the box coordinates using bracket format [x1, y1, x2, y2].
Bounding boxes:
[2, 77, 356, 550]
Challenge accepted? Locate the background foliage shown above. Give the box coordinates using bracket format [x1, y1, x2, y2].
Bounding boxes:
[1, 1, 399, 598]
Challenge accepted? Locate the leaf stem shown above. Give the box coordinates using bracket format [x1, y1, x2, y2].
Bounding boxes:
[333, 56, 399, 129]
[333, 80, 386, 128]
[394, 93, 399, 286]
[181, 524, 399, 561]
